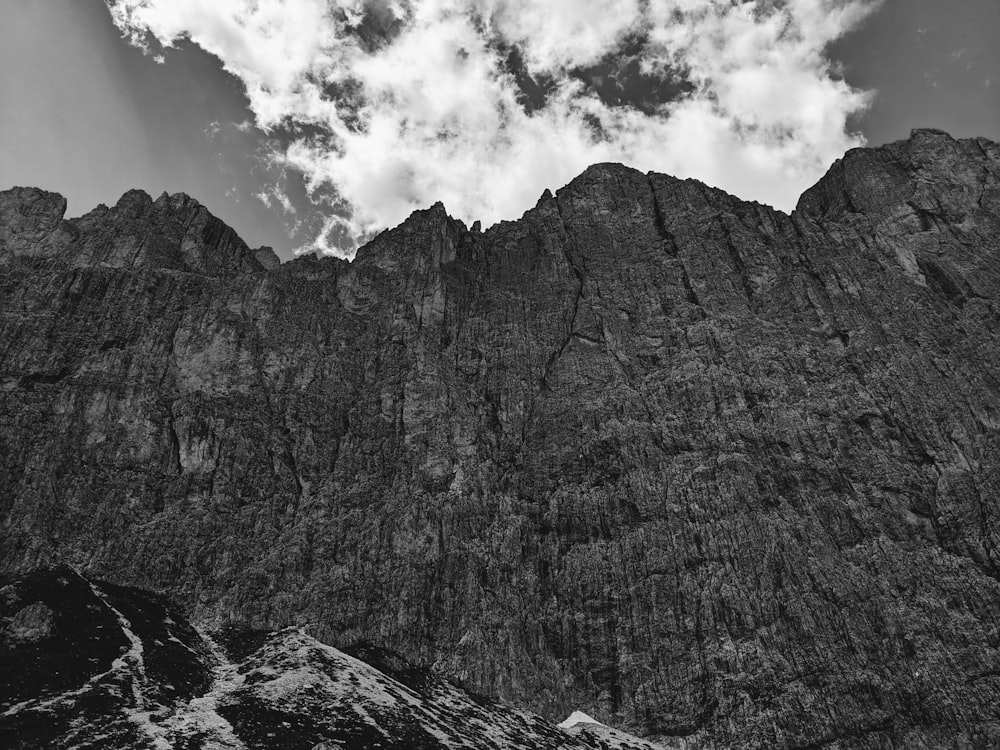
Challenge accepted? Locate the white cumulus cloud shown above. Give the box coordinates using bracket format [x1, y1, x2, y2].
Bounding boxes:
[106, 0, 880, 257]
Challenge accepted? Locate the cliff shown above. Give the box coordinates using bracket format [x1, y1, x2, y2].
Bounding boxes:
[2, 129, 1000, 747]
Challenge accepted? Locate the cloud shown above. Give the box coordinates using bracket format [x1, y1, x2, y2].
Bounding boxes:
[255, 186, 298, 215]
[105, 0, 880, 257]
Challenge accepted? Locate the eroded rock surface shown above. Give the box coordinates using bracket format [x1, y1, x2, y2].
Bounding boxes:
[2, 129, 1000, 747]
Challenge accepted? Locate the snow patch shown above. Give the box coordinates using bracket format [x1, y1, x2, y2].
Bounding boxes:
[156, 627, 246, 749]
[558, 710, 603, 729]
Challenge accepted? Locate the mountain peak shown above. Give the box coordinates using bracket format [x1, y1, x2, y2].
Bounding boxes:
[795, 128, 999, 220]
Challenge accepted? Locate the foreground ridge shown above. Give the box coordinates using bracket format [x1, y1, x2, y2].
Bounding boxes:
[2, 129, 1000, 747]
[0, 567, 660, 749]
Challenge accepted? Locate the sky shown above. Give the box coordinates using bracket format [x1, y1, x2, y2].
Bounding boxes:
[0, 0, 997, 260]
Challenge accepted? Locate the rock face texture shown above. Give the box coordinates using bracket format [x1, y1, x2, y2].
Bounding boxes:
[2, 568, 657, 749]
[2, 128, 1000, 747]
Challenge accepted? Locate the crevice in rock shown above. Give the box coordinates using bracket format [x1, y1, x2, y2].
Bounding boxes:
[499, 195, 587, 476]
[915, 255, 969, 307]
[18, 365, 74, 390]
[977, 168, 990, 209]
[256, 382, 304, 500]
[280, 427, 305, 498]
[597, 319, 668, 449]
[542, 196, 586, 393]
[973, 137, 996, 167]
[165, 401, 182, 476]
[647, 176, 706, 315]
[906, 201, 941, 233]
[716, 218, 757, 304]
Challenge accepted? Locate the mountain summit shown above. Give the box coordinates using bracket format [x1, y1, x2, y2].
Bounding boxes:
[2, 129, 1000, 747]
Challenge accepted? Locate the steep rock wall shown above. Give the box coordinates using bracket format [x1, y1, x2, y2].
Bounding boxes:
[2, 129, 1000, 747]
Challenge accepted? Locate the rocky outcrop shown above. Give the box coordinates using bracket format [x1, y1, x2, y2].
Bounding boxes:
[2, 129, 1000, 747]
[1, 567, 657, 749]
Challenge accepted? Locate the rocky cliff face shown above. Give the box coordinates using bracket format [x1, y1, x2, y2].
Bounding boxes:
[2, 129, 1000, 747]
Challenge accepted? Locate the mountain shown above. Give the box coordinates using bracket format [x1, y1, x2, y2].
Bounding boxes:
[0, 567, 660, 749]
[1, 128, 1000, 747]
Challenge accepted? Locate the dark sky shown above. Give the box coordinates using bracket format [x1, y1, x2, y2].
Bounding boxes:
[1, 0, 997, 259]
[831, 0, 1000, 145]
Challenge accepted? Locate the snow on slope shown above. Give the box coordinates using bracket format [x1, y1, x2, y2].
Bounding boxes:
[1, 567, 665, 749]
[560, 711, 603, 729]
